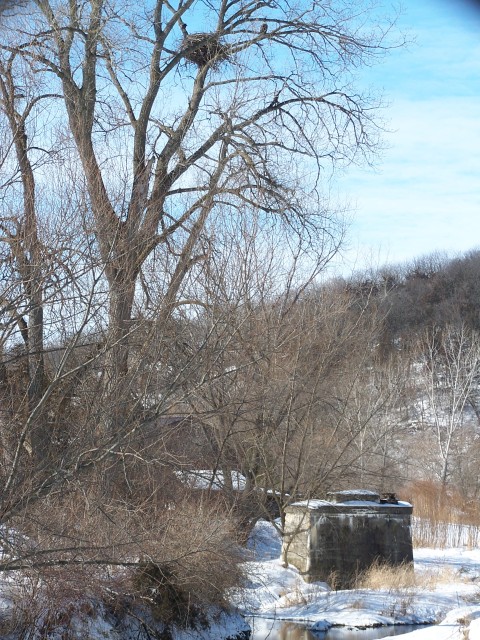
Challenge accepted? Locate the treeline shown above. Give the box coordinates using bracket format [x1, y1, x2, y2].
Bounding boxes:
[344, 249, 480, 352]
[337, 249, 480, 501]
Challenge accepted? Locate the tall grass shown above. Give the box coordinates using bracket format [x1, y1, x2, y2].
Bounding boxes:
[355, 559, 460, 591]
[401, 480, 480, 548]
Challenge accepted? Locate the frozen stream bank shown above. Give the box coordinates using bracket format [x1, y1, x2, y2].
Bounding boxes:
[249, 618, 434, 639]
[232, 520, 480, 640]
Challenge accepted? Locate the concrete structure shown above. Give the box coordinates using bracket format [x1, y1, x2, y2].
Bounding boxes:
[282, 490, 413, 587]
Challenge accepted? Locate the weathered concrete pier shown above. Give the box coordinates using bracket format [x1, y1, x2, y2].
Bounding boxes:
[282, 489, 413, 587]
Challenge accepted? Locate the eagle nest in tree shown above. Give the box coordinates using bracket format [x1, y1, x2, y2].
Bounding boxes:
[181, 32, 230, 68]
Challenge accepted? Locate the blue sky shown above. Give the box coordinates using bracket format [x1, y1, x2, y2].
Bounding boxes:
[335, 0, 480, 270]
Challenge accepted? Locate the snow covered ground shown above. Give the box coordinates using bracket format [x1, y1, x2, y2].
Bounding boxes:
[233, 519, 480, 639]
[2, 519, 480, 640]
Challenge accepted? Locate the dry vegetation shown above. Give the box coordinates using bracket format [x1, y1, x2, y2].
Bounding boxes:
[355, 559, 462, 592]
[0, 485, 245, 636]
[401, 481, 480, 549]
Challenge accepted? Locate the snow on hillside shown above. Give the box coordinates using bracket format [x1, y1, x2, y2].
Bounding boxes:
[233, 519, 480, 639]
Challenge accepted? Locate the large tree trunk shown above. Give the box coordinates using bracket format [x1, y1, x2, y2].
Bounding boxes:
[27, 300, 48, 460]
[104, 274, 137, 435]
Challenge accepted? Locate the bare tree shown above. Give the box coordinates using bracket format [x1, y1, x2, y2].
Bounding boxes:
[2, 0, 393, 432]
[0, 50, 50, 461]
[178, 241, 399, 531]
[417, 324, 480, 486]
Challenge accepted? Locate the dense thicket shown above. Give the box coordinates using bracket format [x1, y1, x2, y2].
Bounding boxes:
[0, 0, 400, 630]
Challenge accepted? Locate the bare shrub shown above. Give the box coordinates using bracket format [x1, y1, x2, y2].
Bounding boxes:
[1, 566, 106, 640]
[279, 578, 309, 608]
[14, 486, 244, 610]
[111, 498, 245, 629]
[3, 472, 244, 632]
[149, 498, 245, 609]
[326, 569, 341, 592]
[131, 561, 200, 627]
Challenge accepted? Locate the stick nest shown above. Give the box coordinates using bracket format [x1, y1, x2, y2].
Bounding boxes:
[181, 33, 230, 68]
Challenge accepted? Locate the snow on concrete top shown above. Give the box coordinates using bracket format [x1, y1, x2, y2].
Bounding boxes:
[288, 489, 412, 509]
[288, 498, 412, 509]
[329, 489, 380, 503]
